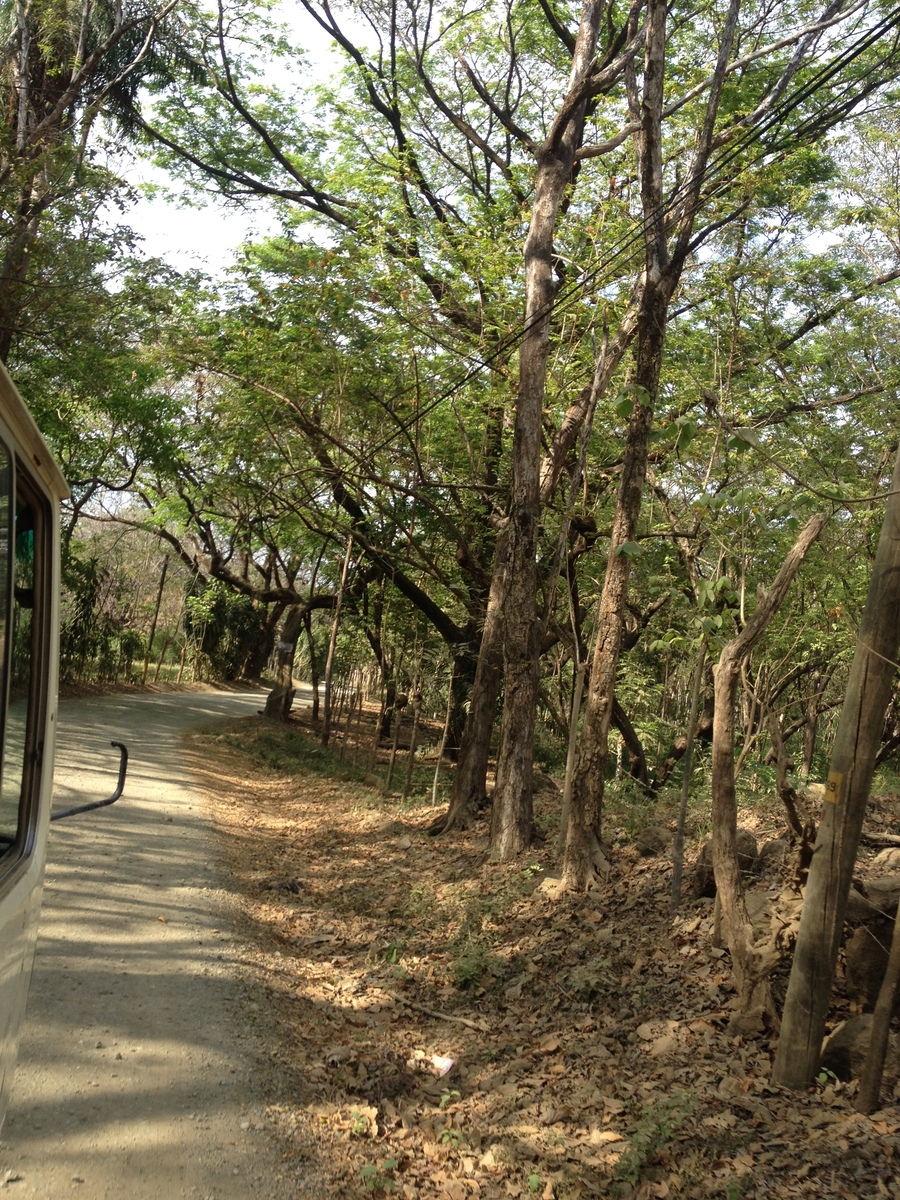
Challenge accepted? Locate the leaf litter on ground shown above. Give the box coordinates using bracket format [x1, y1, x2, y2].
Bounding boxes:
[183, 709, 900, 1200]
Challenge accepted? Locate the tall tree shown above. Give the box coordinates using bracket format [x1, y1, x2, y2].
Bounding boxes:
[126, 0, 900, 860]
[0, 0, 178, 359]
[774, 446, 900, 1086]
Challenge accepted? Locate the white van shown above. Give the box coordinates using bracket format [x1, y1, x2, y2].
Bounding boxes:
[0, 364, 128, 1129]
[0, 360, 67, 1124]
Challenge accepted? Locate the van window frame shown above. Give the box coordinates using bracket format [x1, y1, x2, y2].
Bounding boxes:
[0, 443, 52, 889]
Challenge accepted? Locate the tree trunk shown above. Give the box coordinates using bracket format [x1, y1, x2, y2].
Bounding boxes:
[650, 704, 715, 794]
[0, 194, 41, 364]
[429, 531, 507, 835]
[380, 679, 399, 740]
[401, 693, 422, 804]
[856, 906, 900, 1114]
[264, 605, 306, 719]
[671, 639, 707, 912]
[141, 556, 168, 684]
[241, 601, 284, 680]
[711, 513, 827, 1032]
[385, 697, 407, 792]
[774, 447, 900, 1088]
[767, 709, 810, 842]
[304, 611, 320, 720]
[562, 0, 744, 891]
[323, 534, 354, 746]
[611, 695, 649, 785]
[153, 632, 172, 682]
[445, 646, 477, 760]
[562, 0, 671, 890]
[363, 584, 400, 740]
[561, 330, 662, 888]
[491, 0, 606, 861]
[559, 662, 587, 854]
[802, 670, 822, 778]
[431, 667, 455, 806]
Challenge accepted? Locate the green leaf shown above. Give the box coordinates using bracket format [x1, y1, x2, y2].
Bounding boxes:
[675, 419, 696, 453]
[615, 393, 634, 419]
[616, 541, 643, 559]
[731, 427, 762, 450]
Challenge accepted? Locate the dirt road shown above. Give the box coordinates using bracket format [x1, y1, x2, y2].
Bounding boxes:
[0, 688, 310, 1200]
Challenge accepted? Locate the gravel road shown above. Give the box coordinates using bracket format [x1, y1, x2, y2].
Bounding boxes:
[0, 688, 307, 1200]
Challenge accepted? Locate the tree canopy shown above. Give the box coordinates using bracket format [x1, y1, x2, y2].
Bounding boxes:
[6, 0, 900, 1090]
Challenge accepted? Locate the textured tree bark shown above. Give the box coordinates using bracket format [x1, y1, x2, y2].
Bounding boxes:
[767, 710, 809, 842]
[433, 628, 502, 832]
[856, 908, 900, 1114]
[429, 529, 508, 835]
[322, 535, 354, 746]
[562, 286, 666, 888]
[264, 605, 306, 719]
[240, 601, 285, 680]
[671, 640, 707, 912]
[562, 0, 744, 892]
[650, 706, 715, 794]
[710, 513, 828, 1031]
[774, 447, 900, 1088]
[491, 0, 606, 861]
[303, 611, 320, 720]
[562, 0, 670, 890]
[445, 649, 477, 761]
[611, 696, 649, 785]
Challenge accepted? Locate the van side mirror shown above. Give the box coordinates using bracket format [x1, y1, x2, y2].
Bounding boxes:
[50, 742, 128, 822]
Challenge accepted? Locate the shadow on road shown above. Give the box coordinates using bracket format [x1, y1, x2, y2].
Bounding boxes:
[2, 688, 312, 1199]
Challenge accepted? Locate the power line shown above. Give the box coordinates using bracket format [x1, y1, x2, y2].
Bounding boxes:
[351, 3, 900, 456]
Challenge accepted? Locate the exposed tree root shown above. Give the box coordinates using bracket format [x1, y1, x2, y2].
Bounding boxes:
[426, 801, 477, 836]
[561, 833, 612, 893]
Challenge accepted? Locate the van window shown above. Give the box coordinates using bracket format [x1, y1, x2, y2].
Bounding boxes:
[0, 443, 13, 847]
[0, 461, 46, 863]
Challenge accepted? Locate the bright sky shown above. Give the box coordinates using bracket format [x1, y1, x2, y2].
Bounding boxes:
[120, 1, 349, 275]
[122, 175, 281, 275]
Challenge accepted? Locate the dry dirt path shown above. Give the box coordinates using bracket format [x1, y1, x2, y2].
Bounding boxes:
[0, 687, 312, 1200]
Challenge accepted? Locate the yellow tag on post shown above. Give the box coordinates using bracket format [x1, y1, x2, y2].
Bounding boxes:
[825, 771, 843, 804]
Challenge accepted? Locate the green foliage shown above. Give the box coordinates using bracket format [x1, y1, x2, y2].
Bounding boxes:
[449, 940, 498, 990]
[184, 580, 267, 680]
[350, 1110, 372, 1138]
[567, 959, 617, 1004]
[383, 939, 405, 965]
[59, 550, 146, 684]
[723, 1176, 756, 1200]
[10, 0, 900, 827]
[209, 723, 369, 783]
[613, 1092, 697, 1185]
[446, 892, 506, 988]
[359, 1158, 398, 1194]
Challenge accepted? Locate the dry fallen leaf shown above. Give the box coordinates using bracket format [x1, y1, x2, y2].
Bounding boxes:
[194, 711, 900, 1200]
[589, 1129, 624, 1145]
